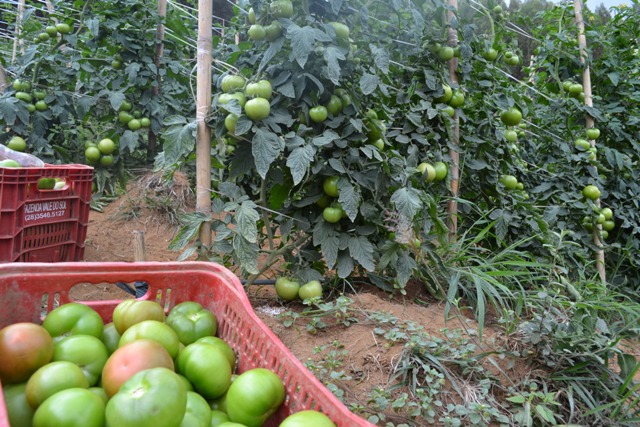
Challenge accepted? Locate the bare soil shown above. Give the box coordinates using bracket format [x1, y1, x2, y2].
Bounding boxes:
[79, 174, 537, 425]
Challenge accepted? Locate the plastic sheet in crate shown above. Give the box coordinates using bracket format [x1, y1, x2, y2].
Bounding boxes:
[0, 262, 375, 427]
[0, 164, 93, 262]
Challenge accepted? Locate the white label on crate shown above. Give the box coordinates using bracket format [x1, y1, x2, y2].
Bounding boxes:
[24, 200, 68, 222]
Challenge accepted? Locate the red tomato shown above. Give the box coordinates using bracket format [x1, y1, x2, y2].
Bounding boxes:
[0, 323, 54, 384]
[101, 339, 174, 397]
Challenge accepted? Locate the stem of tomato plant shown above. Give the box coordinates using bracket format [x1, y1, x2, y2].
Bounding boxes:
[244, 234, 311, 287]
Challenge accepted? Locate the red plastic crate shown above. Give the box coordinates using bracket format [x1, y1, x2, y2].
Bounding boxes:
[0, 164, 93, 263]
[0, 262, 375, 427]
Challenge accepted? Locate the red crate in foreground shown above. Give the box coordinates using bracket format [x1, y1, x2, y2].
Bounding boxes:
[0, 164, 93, 263]
[0, 262, 375, 427]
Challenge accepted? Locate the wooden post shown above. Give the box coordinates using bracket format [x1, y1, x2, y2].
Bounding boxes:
[132, 231, 147, 262]
[574, 0, 606, 282]
[12, 0, 26, 62]
[148, 0, 168, 164]
[0, 62, 7, 94]
[195, 0, 213, 248]
[446, 0, 460, 242]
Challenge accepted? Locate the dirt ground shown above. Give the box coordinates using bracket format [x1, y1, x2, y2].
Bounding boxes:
[79, 174, 536, 425]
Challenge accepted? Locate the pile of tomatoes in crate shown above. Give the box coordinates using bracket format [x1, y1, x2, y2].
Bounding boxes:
[0, 299, 336, 427]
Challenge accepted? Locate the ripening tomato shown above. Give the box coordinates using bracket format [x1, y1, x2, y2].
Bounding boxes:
[0, 323, 54, 384]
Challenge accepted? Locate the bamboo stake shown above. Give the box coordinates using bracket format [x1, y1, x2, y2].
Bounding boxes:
[573, 0, 606, 282]
[446, 0, 460, 243]
[148, 0, 168, 164]
[0, 62, 7, 93]
[12, 0, 26, 62]
[195, 0, 213, 248]
[132, 231, 147, 262]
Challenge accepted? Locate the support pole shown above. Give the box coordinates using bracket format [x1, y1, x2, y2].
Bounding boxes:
[574, 0, 606, 282]
[12, 0, 26, 62]
[446, 0, 460, 242]
[195, 0, 213, 249]
[148, 0, 168, 164]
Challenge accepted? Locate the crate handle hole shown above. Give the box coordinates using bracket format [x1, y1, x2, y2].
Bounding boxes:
[67, 281, 144, 301]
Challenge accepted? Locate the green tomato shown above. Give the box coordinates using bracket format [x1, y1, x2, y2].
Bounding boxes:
[504, 129, 518, 142]
[244, 97, 270, 120]
[7, 136, 27, 152]
[113, 299, 166, 334]
[140, 117, 151, 128]
[322, 176, 340, 197]
[195, 336, 236, 370]
[417, 162, 436, 182]
[275, 277, 301, 301]
[181, 391, 213, 427]
[448, 90, 465, 108]
[437, 46, 454, 61]
[177, 342, 232, 400]
[119, 320, 181, 359]
[582, 185, 601, 201]
[323, 207, 342, 223]
[499, 174, 518, 191]
[248, 7, 256, 24]
[434, 161, 448, 181]
[210, 410, 230, 426]
[330, 22, 350, 40]
[26, 361, 89, 408]
[482, 48, 498, 61]
[574, 138, 591, 151]
[500, 107, 522, 127]
[270, 0, 294, 18]
[221, 75, 246, 93]
[256, 80, 273, 99]
[42, 302, 104, 342]
[15, 92, 33, 103]
[372, 138, 385, 151]
[279, 410, 336, 427]
[434, 84, 453, 104]
[3, 382, 36, 427]
[33, 90, 47, 100]
[603, 220, 615, 231]
[442, 105, 455, 117]
[33, 388, 105, 427]
[52, 335, 109, 386]
[166, 301, 217, 346]
[56, 23, 71, 34]
[225, 113, 238, 133]
[265, 21, 283, 41]
[245, 82, 259, 98]
[298, 280, 323, 300]
[105, 367, 187, 427]
[248, 24, 266, 41]
[309, 105, 328, 123]
[586, 127, 600, 140]
[326, 95, 343, 115]
[601, 207, 613, 220]
[225, 368, 285, 427]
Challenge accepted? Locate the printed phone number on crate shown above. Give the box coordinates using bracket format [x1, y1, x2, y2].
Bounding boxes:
[23, 200, 68, 222]
[24, 210, 67, 222]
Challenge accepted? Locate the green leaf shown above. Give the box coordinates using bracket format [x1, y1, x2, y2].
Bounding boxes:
[323, 46, 346, 85]
[108, 91, 126, 111]
[360, 73, 380, 95]
[338, 180, 360, 222]
[314, 221, 339, 269]
[0, 96, 18, 125]
[233, 235, 259, 274]
[311, 130, 339, 147]
[76, 95, 96, 119]
[169, 212, 210, 250]
[86, 17, 100, 36]
[287, 144, 315, 185]
[370, 45, 390, 74]
[396, 251, 416, 288]
[348, 236, 375, 271]
[506, 395, 527, 404]
[162, 118, 197, 166]
[336, 251, 355, 278]
[119, 131, 139, 154]
[235, 200, 260, 244]
[259, 37, 285, 74]
[286, 24, 330, 69]
[390, 188, 422, 219]
[534, 404, 556, 423]
[252, 128, 284, 179]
